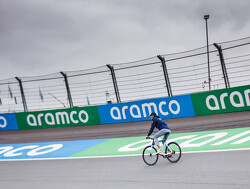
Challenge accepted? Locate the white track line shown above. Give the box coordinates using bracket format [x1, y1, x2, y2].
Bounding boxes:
[0, 147, 250, 162]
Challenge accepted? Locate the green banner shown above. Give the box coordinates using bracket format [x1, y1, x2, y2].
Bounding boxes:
[16, 106, 101, 130]
[191, 85, 250, 116]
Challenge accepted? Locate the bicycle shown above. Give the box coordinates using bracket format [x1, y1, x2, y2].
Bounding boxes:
[142, 137, 182, 166]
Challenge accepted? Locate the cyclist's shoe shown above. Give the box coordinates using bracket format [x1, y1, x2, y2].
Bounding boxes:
[156, 149, 163, 155]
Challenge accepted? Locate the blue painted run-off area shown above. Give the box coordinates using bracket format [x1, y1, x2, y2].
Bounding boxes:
[0, 138, 110, 159]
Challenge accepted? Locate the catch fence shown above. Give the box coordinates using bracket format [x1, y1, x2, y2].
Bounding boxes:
[0, 37, 249, 112]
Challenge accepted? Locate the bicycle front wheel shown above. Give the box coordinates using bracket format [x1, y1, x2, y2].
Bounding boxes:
[142, 146, 159, 166]
[165, 142, 182, 163]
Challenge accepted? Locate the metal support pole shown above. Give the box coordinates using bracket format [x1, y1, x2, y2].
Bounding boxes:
[15, 77, 28, 112]
[213, 43, 230, 88]
[106, 64, 121, 103]
[204, 15, 211, 91]
[157, 55, 172, 97]
[60, 72, 74, 108]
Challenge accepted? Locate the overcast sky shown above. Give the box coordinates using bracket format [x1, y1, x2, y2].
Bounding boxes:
[0, 0, 250, 80]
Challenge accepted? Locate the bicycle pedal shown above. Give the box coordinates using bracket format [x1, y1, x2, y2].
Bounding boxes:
[159, 153, 166, 157]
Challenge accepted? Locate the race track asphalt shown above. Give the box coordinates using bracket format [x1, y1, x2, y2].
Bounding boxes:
[1, 150, 250, 189]
[0, 111, 250, 189]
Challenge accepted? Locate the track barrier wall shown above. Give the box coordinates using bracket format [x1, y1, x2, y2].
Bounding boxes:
[98, 94, 194, 124]
[191, 85, 250, 115]
[0, 85, 249, 131]
[15, 106, 101, 130]
[0, 113, 18, 131]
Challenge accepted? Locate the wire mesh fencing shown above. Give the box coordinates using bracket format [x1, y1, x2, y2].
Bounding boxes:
[0, 37, 249, 113]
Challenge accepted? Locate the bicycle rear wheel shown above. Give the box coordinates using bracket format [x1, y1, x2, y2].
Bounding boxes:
[142, 146, 158, 166]
[165, 142, 181, 163]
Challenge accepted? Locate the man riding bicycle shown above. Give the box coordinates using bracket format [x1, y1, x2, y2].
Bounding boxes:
[146, 112, 171, 154]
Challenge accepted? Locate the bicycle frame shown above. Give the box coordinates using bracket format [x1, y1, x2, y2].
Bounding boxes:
[149, 137, 173, 155]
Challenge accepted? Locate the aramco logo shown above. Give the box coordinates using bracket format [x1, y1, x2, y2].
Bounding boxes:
[206, 89, 250, 111]
[27, 110, 89, 127]
[110, 100, 180, 120]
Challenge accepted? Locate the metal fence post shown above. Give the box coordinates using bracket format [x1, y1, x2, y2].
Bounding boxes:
[106, 64, 121, 103]
[15, 77, 28, 112]
[157, 55, 172, 97]
[60, 72, 74, 108]
[213, 43, 230, 88]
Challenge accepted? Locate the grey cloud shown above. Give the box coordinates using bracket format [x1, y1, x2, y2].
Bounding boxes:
[0, 0, 249, 79]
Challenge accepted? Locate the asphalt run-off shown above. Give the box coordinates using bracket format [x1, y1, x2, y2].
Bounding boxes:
[0, 127, 249, 161]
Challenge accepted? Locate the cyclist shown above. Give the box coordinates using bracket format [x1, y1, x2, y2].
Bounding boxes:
[146, 112, 171, 154]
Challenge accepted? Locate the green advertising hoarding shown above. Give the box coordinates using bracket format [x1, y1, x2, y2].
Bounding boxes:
[16, 106, 101, 130]
[191, 85, 250, 116]
[11, 85, 250, 130]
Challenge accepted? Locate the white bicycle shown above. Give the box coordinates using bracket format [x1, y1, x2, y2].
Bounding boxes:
[142, 137, 182, 166]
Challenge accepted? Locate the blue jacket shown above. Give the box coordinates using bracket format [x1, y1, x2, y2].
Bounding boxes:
[147, 116, 170, 136]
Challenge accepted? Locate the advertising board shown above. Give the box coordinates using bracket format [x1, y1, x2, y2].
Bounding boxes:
[1, 85, 250, 131]
[98, 95, 195, 124]
[191, 85, 250, 116]
[16, 106, 101, 130]
[0, 113, 18, 131]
